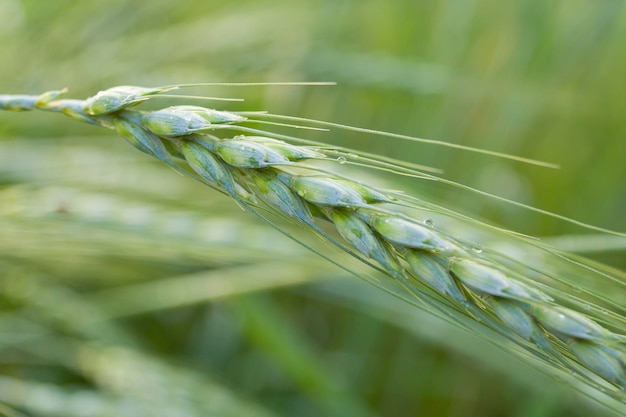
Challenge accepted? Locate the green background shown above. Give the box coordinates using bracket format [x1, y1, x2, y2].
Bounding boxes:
[1, 1, 625, 416]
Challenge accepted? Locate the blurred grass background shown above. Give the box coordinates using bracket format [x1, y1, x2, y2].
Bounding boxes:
[1, 0, 625, 416]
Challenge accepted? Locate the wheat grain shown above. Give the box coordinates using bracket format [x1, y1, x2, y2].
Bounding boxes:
[1, 86, 625, 400]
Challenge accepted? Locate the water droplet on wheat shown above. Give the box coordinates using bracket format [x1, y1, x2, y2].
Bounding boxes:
[472, 244, 483, 254]
[423, 219, 434, 227]
[337, 156, 347, 164]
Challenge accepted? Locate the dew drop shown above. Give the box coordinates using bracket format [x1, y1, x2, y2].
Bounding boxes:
[423, 219, 434, 227]
[471, 244, 483, 254]
[337, 156, 347, 164]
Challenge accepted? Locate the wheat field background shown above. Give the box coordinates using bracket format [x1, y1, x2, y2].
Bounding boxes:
[1, 1, 625, 416]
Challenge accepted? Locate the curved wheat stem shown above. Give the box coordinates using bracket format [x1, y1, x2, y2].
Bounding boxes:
[2, 86, 625, 403]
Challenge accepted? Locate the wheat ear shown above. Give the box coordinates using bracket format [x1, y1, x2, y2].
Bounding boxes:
[2, 86, 625, 402]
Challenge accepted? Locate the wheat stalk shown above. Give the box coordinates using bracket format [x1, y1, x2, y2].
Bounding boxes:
[2, 86, 625, 403]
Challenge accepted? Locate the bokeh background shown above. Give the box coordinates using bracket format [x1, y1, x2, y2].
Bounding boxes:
[1, 1, 625, 416]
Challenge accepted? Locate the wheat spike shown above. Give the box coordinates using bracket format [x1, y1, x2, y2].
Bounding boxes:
[1, 86, 625, 402]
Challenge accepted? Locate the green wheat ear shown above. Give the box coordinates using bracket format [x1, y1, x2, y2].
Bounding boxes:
[1, 84, 625, 404]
